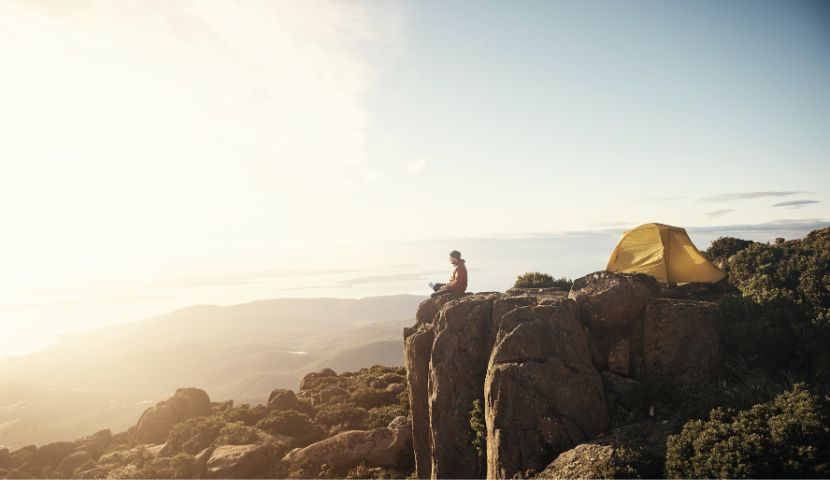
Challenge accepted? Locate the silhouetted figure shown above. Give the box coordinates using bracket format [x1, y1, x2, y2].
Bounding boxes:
[429, 250, 468, 296]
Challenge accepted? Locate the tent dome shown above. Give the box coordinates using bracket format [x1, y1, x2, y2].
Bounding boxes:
[606, 223, 725, 284]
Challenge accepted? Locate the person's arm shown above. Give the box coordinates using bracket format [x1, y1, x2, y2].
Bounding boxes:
[440, 266, 459, 291]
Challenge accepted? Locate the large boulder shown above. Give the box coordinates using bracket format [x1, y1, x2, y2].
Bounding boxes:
[132, 388, 212, 444]
[569, 272, 659, 373]
[429, 293, 501, 479]
[536, 421, 672, 479]
[282, 416, 413, 474]
[205, 443, 271, 478]
[405, 318, 436, 479]
[568, 272, 658, 331]
[299, 368, 338, 391]
[485, 300, 609, 479]
[56, 450, 92, 477]
[635, 298, 722, 385]
[267, 389, 301, 410]
[75, 429, 112, 459]
[31, 441, 75, 468]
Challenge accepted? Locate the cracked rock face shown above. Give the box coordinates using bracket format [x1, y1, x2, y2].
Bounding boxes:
[404, 272, 722, 479]
[485, 301, 609, 479]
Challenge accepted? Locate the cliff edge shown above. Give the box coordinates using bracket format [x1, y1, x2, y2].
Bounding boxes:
[404, 271, 722, 479]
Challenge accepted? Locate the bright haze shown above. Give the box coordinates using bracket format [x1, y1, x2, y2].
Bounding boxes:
[1, 0, 829, 360]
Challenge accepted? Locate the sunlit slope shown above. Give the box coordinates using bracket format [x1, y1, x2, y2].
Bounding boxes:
[0, 295, 424, 449]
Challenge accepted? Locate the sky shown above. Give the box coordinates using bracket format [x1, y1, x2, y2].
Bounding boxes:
[1, 0, 829, 356]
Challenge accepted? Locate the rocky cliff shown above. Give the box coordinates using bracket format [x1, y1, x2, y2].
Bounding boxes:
[404, 271, 722, 479]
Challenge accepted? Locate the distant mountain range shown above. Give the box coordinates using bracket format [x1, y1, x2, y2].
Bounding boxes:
[0, 294, 425, 449]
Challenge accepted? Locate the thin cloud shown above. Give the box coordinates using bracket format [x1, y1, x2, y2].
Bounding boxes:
[151, 267, 357, 289]
[587, 220, 632, 227]
[404, 157, 428, 175]
[700, 191, 803, 202]
[337, 271, 443, 288]
[0, 294, 172, 312]
[705, 209, 734, 218]
[773, 200, 820, 208]
[283, 270, 443, 290]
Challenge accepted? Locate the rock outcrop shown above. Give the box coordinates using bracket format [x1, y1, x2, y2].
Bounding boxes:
[282, 416, 413, 474]
[205, 443, 273, 478]
[404, 271, 722, 479]
[486, 301, 608, 479]
[131, 387, 212, 444]
[535, 420, 673, 479]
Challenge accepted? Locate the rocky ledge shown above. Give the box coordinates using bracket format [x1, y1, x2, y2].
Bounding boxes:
[404, 271, 721, 479]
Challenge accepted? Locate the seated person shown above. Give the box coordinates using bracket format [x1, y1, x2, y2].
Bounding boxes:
[429, 250, 467, 296]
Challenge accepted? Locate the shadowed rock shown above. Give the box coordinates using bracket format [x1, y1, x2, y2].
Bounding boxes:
[132, 388, 212, 444]
[485, 300, 609, 479]
[282, 416, 413, 474]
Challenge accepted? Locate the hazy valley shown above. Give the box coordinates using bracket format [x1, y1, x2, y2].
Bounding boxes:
[0, 295, 424, 449]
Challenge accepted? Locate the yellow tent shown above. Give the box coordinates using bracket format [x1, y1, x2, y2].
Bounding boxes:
[606, 223, 726, 284]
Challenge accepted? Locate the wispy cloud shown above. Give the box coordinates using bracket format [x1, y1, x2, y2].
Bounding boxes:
[404, 157, 428, 175]
[0, 294, 172, 312]
[700, 191, 804, 202]
[705, 209, 734, 218]
[587, 220, 632, 227]
[283, 270, 443, 290]
[773, 200, 820, 208]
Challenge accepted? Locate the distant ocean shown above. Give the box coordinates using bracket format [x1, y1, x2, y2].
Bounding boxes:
[1, 220, 826, 358]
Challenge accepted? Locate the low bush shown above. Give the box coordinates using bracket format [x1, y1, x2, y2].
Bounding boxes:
[167, 416, 226, 454]
[351, 388, 396, 410]
[314, 403, 369, 432]
[703, 236, 756, 265]
[213, 421, 259, 446]
[256, 410, 316, 437]
[514, 272, 573, 289]
[665, 384, 830, 478]
[366, 405, 405, 430]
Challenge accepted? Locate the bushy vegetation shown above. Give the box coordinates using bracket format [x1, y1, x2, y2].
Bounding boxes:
[167, 416, 226, 454]
[717, 227, 830, 385]
[2, 365, 411, 479]
[256, 410, 318, 438]
[514, 272, 573, 290]
[213, 422, 260, 446]
[469, 399, 486, 460]
[597, 446, 663, 480]
[104, 446, 195, 479]
[666, 384, 830, 478]
[703, 236, 756, 265]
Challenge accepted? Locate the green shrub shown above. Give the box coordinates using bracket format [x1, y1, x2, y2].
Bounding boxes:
[665, 384, 830, 478]
[256, 410, 315, 437]
[314, 403, 369, 431]
[213, 421, 259, 446]
[597, 446, 661, 479]
[351, 388, 396, 409]
[366, 405, 405, 430]
[514, 272, 572, 289]
[704, 236, 756, 265]
[222, 403, 269, 426]
[167, 416, 226, 454]
[716, 295, 810, 373]
[722, 227, 830, 382]
[345, 462, 403, 479]
[469, 399, 486, 459]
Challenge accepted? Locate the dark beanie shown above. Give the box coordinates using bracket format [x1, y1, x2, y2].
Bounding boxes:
[450, 250, 461, 259]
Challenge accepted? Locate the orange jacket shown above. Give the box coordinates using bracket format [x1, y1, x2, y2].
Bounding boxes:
[445, 259, 468, 295]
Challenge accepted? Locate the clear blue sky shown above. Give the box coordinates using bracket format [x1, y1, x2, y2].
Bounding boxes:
[359, 0, 829, 236]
